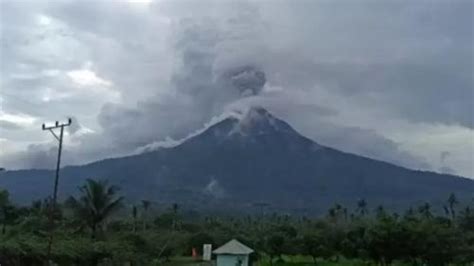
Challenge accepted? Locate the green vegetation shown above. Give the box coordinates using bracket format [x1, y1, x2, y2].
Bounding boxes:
[0, 180, 473, 266]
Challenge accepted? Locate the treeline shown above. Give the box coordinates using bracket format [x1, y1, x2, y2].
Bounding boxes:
[0, 179, 473, 265]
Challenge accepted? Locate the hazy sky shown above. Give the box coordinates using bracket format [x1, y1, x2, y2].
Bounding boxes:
[0, 0, 472, 177]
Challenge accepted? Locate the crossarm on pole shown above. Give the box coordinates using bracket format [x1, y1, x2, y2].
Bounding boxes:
[48, 129, 60, 141]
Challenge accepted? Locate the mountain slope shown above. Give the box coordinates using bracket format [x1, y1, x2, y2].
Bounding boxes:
[1, 107, 473, 213]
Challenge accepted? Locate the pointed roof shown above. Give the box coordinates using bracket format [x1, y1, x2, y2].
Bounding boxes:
[213, 239, 254, 255]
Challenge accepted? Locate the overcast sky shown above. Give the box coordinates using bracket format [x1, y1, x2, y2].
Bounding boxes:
[0, 0, 472, 178]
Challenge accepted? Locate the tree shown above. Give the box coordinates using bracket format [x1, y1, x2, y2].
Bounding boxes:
[341, 223, 369, 261]
[366, 215, 404, 265]
[447, 193, 458, 220]
[0, 189, 13, 235]
[327, 204, 345, 224]
[443, 205, 450, 217]
[65, 179, 123, 239]
[418, 202, 433, 219]
[343, 208, 348, 222]
[301, 232, 326, 265]
[457, 207, 474, 263]
[141, 200, 151, 231]
[188, 232, 214, 255]
[0, 190, 9, 208]
[458, 207, 474, 231]
[265, 232, 286, 265]
[375, 205, 387, 220]
[132, 205, 138, 233]
[356, 199, 368, 217]
[171, 203, 179, 230]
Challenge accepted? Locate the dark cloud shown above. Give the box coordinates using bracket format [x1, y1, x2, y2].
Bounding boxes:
[439, 151, 457, 175]
[0, 143, 57, 170]
[229, 94, 430, 171]
[222, 65, 266, 96]
[96, 18, 267, 150]
[0, 0, 472, 177]
[441, 151, 451, 164]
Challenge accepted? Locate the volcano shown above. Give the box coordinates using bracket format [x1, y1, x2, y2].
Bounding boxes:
[1, 107, 473, 214]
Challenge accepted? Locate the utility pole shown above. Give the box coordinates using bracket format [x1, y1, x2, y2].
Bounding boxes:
[42, 118, 72, 262]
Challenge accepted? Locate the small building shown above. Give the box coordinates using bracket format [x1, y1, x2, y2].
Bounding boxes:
[213, 239, 254, 266]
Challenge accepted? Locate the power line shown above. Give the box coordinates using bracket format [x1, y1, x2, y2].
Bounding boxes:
[42, 118, 72, 262]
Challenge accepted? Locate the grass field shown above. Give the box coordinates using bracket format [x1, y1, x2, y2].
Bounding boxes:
[160, 256, 406, 266]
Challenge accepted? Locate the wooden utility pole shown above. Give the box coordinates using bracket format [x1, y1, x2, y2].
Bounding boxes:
[42, 118, 72, 262]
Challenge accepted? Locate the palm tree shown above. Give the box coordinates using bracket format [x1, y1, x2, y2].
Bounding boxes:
[327, 204, 344, 223]
[443, 205, 450, 217]
[447, 193, 458, 219]
[132, 205, 138, 233]
[375, 205, 387, 219]
[356, 198, 368, 217]
[418, 202, 432, 219]
[172, 203, 179, 230]
[141, 200, 151, 231]
[328, 207, 336, 219]
[0, 189, 10, 234]
[65, 179, 123, 239]
[404, 207, 415, 219]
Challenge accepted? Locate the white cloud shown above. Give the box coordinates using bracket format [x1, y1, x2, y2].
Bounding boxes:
[391, 123, 474, 177]
[67, 69, 112, 87]
[0, 111, 37, 127]
[127, 0, 154, 6]
[37, 14, 52, 26]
